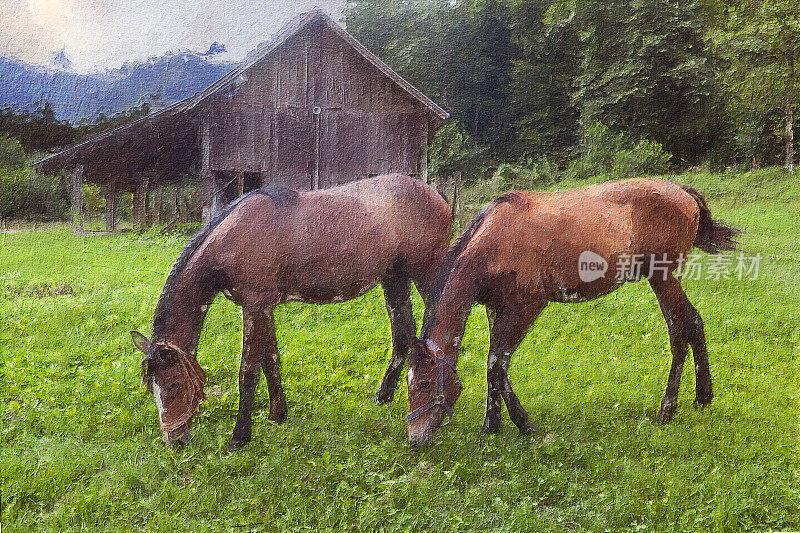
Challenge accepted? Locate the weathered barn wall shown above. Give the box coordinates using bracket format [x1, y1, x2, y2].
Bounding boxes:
[204, 20, 431, 190]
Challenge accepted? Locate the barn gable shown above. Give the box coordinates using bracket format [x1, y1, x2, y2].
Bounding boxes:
[205, 13, 441, 188]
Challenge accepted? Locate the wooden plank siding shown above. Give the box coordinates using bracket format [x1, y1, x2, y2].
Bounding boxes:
[205, 20, 429, 190]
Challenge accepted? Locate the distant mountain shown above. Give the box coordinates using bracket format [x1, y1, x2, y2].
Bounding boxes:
[0, 51, 236, 124]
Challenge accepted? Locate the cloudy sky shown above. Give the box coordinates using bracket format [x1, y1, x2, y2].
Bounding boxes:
[0, 0, 347, 72]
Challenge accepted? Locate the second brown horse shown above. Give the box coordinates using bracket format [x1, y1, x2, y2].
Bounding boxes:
[406, 178, 738, 445]
[131, 174, 451, 451]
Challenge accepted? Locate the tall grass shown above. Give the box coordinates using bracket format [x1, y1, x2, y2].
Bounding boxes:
[1, 170, 799, 531]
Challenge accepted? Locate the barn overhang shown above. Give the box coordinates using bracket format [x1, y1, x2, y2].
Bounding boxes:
[32, 104, 201, 191]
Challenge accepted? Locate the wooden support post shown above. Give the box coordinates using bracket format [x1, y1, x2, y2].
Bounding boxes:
[134, 174, 149, 230]
[200, 120, 213, 224]
[211, 171, 224, 217]
[105, 178, 117, 233]
[200, 169, 212, 224]
[71, 165, 85, 231]
[154, 185, 164, 226]
[132, 183, 141, 228]
[236, 171, 245, 198]
[175, 184, 181, 222]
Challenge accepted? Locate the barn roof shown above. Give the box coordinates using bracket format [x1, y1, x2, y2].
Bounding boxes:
[32, 8, 449, 182]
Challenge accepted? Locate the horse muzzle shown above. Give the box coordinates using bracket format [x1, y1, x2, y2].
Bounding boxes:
[407, 404, 449, 447]
[408, 428, 435, 447]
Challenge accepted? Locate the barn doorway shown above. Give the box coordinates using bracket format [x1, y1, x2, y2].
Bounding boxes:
[243, 172, 261, 193]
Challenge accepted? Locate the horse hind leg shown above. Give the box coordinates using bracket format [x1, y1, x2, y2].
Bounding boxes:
[375, 270, 414, 404]
[483, 308, 503, 433]
[260, 308, 287, 423]
[683, 295, 713, 409]
[649, 274, 713, 424]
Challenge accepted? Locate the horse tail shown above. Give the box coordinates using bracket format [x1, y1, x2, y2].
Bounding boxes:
[422, 192, 521, 335]
[681, 185, 740, 253]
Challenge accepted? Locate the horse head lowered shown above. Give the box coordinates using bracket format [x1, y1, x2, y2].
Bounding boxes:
[406, 338, 462, 446]
[132, 331, 206, 445]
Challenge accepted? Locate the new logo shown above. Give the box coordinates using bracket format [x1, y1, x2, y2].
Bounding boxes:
[578, 251, 608, 282]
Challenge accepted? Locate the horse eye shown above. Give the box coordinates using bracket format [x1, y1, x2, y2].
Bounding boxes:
[417, 380, 431, 391]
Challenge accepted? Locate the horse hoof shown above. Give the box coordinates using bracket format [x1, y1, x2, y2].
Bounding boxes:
[225, 437, 249, 453]
[518, 422, 538, 436]
[482, 419, 501, 434]
[693, 398, 712, 410]
[374, 390, 395, 405]
[655, 410, 674, 425]
[269, 405, 288, 423]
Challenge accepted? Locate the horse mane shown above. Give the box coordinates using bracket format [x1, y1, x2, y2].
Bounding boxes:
[421, 191, 522, 337]
[152, 186, 299, 339]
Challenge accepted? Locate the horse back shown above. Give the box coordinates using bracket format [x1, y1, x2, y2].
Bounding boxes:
[202, 174, 451, 305]
[467, 178, 701, 303]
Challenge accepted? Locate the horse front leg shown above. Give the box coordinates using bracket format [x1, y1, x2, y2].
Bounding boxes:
[375, 272, 414, 404]
[484, 300, 544, 435]
[483, 308, 503, 433]
[227, 306, 274, 452]
[649, 274, 713, 423]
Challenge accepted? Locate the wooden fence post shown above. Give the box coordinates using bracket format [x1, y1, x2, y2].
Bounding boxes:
[236, 171, 245, 198]
[420, 120, 429, 184]
[452, 171, 465, 229]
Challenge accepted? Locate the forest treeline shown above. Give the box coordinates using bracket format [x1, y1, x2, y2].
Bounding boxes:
[345, 0, 800, 174]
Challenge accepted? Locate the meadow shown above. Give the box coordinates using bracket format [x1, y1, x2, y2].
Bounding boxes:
[1, 169, 799, 531]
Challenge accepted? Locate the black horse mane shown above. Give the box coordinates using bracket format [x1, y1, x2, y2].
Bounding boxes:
[420, 191, 522, 337]
[152, 186, 299, 339]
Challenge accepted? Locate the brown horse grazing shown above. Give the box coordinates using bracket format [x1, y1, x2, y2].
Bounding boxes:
[130, 174, 452, 451]
[405, 178, 739, 445]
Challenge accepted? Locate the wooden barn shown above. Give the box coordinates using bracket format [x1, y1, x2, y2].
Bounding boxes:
[33, 9, 449, 230]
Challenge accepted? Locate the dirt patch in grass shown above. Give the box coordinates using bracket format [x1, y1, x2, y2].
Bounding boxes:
[8, 282, 76, 299]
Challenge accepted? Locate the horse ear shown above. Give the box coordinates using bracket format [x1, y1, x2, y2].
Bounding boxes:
[130, 331, 152, 354]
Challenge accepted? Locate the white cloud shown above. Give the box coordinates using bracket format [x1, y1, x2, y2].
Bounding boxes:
[0, 0, 346, 72]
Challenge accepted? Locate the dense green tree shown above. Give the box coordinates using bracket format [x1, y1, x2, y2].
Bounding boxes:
[506, 0, 580, 161]
[0, 135, 28, 170]
[0, 103, 77, 153]
[345, 0, 517, 154]
[710, 1, 800, 169]
[76, 103, 152, 139]
[550, 0, 723, 165]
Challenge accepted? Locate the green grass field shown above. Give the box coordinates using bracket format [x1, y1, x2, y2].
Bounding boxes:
[1, 169, 799, 531]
